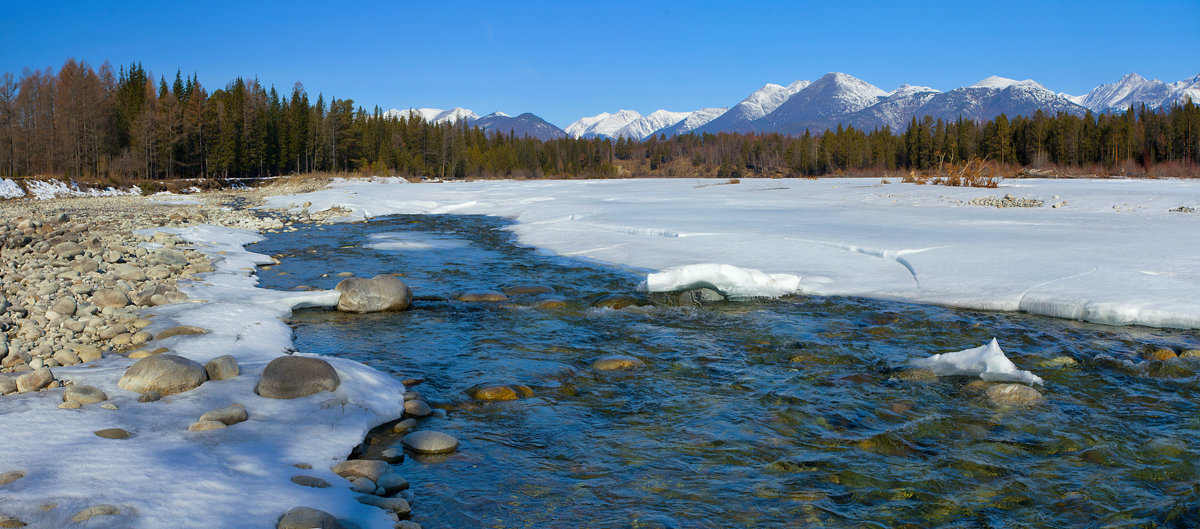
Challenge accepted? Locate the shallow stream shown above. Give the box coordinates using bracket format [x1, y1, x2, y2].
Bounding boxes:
[253, 214, 1199, 528]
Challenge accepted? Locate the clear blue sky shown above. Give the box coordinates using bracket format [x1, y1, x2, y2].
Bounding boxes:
[3, 0, 1198, 128]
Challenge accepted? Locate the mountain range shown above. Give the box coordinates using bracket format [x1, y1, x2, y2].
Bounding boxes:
[386, 71, 1200, 142]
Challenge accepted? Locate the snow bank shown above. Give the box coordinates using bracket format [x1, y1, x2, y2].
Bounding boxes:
[262, 177, 1200, 329]
[913, 339, 1044, 385]
[23, 178, 142, 199]
[641, 263, 801, 298]
[0, 178, 24, 198]
[0, 224, 405, 529]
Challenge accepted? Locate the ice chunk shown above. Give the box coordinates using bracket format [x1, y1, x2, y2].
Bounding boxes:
[913, 338, 1044, 385]
[641, 263, 801, 298]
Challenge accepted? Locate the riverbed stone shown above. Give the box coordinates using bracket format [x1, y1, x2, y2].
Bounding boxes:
[15, 368, 54, 393]
[199, 404, 248, 426]
[63, 385, 108, 404]
[0, 470, 25, 487]
[50, 297, 77, 317]
[591, 294, 641, 310]
[154, 325, 208, 341]
[117, 354, 208, 395]
[291, 475, 332, 488]
[332, 459, 389, 483]
[52, 350, 81, 367]
[894, 367, 938, 382]
[377, 472, 409, 494]
[503, 285, 556, 296]
[592, 355, 646, 371]
[335, 274, 412, 313]
[1142, 346, 1178, 362]
[534, 299, 568, 309]
[402, 431, 460, 454]
[93, 428, 132, 439]
[129, 347, 169, 359]
[1181, 349, 1200, 359]
[74, 345, 103, 362]
[0, 377, 15, 395]
[457, 290, 508, 302]
[53, 241, 84, 259]
[205, 355, 240, 380]
[403, 399, 432, 417]
[985, 383, 1045, 407]
[356, 494, 411, 515]
[255, 356, 340, 399]
[71, 504, 120, 523]
[391, 418, 418, 435]
[277, 507, 341, 529]
[188, 420, 228, 431]
[112, 264, 147, 282]
[0, 513, 25, 528]
[470, 384, 533, 401]
[93, 289, 129, 309]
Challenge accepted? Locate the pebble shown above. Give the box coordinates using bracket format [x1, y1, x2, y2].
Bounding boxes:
[15, 368, 54, 393]
[0, 470, 26, 487]
[198, 404, 248, 426]
[74, 345, 103, 362]
[0, 377, 15, 395]
[93, 428, 132, 439]
[402, 431, 460, 454]
[290, 475, 331, 488]
[403, 399, 433, 417]
[71, 504, 120, 523]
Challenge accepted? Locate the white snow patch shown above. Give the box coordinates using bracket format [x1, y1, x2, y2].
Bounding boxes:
[22, 178, 142, 199]
[0, 224, 405, 529]
[913, 338, 1044, 385]
[0, 178, 24, 198]
[641, 263, 801, 298]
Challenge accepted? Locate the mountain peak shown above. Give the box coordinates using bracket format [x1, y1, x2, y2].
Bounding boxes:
[971, 76, 1043, 90]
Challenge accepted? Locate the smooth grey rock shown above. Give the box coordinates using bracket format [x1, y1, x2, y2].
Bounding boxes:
[50, 297, 77, 317]
[332, 459, 390, 483]
[112, 264, 146, 282]
[137, 391, 163, 403]
[335, 275, 412, 313]
[117, 354, 208, 396]
[0, 377, 16, 396]
[402, 431, 460, 454]
[277, 507, 341, 529]
[391, 418, 418, 435]
[53, 241, 84, 259]
[199, 404, 247, 426]
[377, 472, 409, 494]
[356, 494, 411, 515]
[52, 350, 81, 367]
[204, 355, 239, 380]
[255, 356, 340, 399]
[379, 446, 405, 464]
[63, 385, 108, 404]
[350, 477, 376, 493]
[71, 504, 120, 523]
[403, 399, 432, 417]
[93, 289, 129, 309]
[0, 470, 25, 486]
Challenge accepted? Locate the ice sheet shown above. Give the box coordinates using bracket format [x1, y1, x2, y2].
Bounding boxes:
[913, 338, 1044, 385]
[262, 177, 1200, 329]
[0, 224, 405, 529]
[641, 263, 801, 298]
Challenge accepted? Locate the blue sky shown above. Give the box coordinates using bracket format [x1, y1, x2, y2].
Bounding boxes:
[3, 0, 1198, 128]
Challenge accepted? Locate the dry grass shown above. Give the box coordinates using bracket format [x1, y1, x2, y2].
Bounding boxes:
[902, 158, 1005, 188]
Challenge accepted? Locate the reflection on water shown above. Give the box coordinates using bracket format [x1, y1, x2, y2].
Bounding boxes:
[253, 214, 1200, 528]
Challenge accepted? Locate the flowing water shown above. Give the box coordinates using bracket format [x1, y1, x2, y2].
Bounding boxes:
[252, 214, 1200, 528]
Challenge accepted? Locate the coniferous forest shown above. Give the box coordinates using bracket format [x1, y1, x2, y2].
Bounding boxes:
[1, 59, 1198, 183]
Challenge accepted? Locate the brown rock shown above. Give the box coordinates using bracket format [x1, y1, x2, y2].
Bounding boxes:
[985, 383, 1045, 407]
[457, 290, 508, 302]
[255, 356, 340, 399]
[205, 355, 240, 380]
[470, 384, 533, 401]
[592, 355, 646, 371]
[502, 285, 556, 296]
[331, 459, 390, 483]
[1142, 346, 1178, 362]
[117, 354, 208, 395]
[15, 368, 54, 393]
[0, 470, 25, 487]
[154, 325, 208, 341]
[188, 420, 228, 431]
[93, 428, 132, 439]
[92, 289, 129, 309]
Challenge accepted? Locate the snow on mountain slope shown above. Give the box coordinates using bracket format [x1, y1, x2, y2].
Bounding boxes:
[384, 107, 479, 124]
[694, 80, 809, 134]
[755, 72, 888, 134]
[650, 107, 728, 137]
[1075, 72, 1200, 112]
[845, 84, 943, 130]
[474, 112, 567, 141]
[565, 110, 643, 139]
[611, 110, 692, 140]
[971, 76, 1043, 90]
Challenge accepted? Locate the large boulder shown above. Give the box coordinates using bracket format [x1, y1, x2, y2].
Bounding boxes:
[117, 354, 208, 395]
[277, 507, 341, 529]
[255, 356, 340, 399]
[335, 275, 412, 313]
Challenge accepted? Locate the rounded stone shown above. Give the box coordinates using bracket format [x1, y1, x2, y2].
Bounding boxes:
[591, 294, 640, 310]
[985, 383, 1045, 407]
[71, 504, 120, 523]
[15, 368, 55, 393]
[93, 289, 129, 309]
[403, 399, 432, 417]
[592, 355, 646, 371]
[205, 354, 240, 381]
[894, 367, 939, 382]
[377, 472, 409, 494]
[93, 428, 132, 439]
[1142, 346, 1178, 362]
[335, 274, 412, 313]
[470, 384, 533, 401]
[53, 241, 85, 259]
[277, 507, 342, 529]
[63, 385, 108, 404]
[332, 459, 390, 483]
[50, 297, 77, 317]
[199, 404, 248, 425]
[402, 430, 460, 454]
[502, 285, 556, 296]
[0, 377, 16, 396]
[188, 420, 228, 431]
[457, 290, 508, 302]
[356, 494, 411, 515]
[534, 299, 568, 309]
[290, 475, 331, 488]
[129, 347, 169, 359]
[349, 477, 376, 494]
[0, 470, 25, 487]
[117, 354, 208, 396]
[255, 356, 340, 399]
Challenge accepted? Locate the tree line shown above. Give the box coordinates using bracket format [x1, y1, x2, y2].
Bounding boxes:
[0, 59, 1197, 183]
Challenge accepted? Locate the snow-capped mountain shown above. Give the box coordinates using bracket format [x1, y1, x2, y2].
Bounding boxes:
[903, 76, 1087, 124]
[474, 112, 567, 141]
[842, 84, 942, 131]
[754, 73, 889, 134]
[565, 110, 644, 139]
[383, 107, 479, 124]
[1074, 72, 1200, 113]
[650, 107, 728, 138]
[693, 80, 809, 135]
[611, 110, 692, 140]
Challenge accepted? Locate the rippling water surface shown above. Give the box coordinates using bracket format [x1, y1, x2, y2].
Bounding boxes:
[253, 214, 1200, 528]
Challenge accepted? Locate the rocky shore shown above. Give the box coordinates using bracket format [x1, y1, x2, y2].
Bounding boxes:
[0, 180, 446, 529]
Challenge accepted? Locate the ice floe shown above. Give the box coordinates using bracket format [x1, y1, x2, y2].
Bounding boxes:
[913, 338, 1044, 385]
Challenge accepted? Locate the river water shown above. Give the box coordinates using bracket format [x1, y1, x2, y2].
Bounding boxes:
[252, 214, 1199, 528]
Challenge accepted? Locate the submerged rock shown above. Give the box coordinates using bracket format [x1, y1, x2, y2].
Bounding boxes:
[469, 384, 534, 401]
[457, 290, 508, 302]
[335, 274, 412, 313]
[893, 367, 938, 382]
[592, 355, 646, 371]
[1141, 346, 1178, 362]
[402, 431, 460, 454]
[502, 285, 556, 296]
[591, 294, 642, 310]
[255, 356, 340, 399]
[985, 383, 1045, 407]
